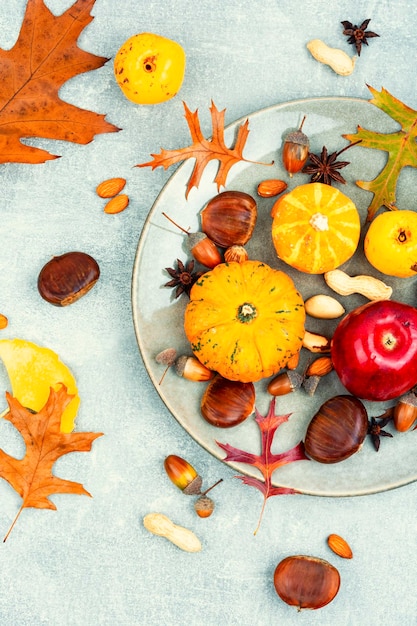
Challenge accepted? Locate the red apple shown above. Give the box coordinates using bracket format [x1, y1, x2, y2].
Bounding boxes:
[331, 300, 417, 401]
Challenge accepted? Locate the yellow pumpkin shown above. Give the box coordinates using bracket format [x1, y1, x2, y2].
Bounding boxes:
[271, 183, 360, 274]
[184, 261, 305, 383]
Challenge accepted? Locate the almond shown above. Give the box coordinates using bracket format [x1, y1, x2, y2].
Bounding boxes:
[103, 194, 129, 214]
[96, 177, 126, 198]
[306, 356, 333, 377]
[257, 179, 288, 198]
[327, 534, 353, 559]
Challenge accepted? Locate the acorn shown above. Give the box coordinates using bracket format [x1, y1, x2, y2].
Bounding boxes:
[282, 116, 309, 176]
[305, 395, 368, 463]
[393, 391, 417, 432]
[193, 477, 224, 518]
[200, 190, 257, 248]
[162, 212, 222, 269]
[174, 355, 215, 382]
[267, 370, 303, 396]
[201, 375, 255, 428]
[302, 375, 321, 397]
[194, 495, 215, 518]
[164, 454, 203, 495]
[155, 347, 177, 384]
[274, 555, 340, 610]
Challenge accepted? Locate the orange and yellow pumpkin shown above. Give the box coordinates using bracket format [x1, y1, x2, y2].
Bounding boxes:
[184, 260, 305, 383]
[271, 182, 360, 274]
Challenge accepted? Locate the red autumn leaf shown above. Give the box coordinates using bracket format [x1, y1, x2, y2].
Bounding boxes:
[0, 385, 103, 541]
[0, 0, 119, 165]
[216, 398, 309, 534]
[138, 100, 271, 198]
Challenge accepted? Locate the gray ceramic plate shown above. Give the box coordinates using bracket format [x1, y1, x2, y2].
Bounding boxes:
[132, 96, 417, 497]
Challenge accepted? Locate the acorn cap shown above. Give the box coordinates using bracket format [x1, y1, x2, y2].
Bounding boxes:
[285, 129, 309, 147]
[398, 391, 417, 407]
[183, 475, 203, 495]
[187, 231, 208, 249]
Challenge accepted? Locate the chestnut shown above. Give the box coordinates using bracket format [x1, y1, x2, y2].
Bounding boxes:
[274, 555, 340, 610]
[38, 251, 100, 306]
[304, 395, 368, 463]
[200, 190, 257, 248]
[200, 375, 255, 428]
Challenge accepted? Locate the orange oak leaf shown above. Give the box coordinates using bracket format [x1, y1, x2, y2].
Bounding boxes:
[138, 101, 271, 198]
[0, 0, 119, 165]
[216, 398, 309, 534]
[0, 385, 103, 541]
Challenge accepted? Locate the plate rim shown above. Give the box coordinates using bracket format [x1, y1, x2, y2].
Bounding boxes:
[131, 95, 417, 498]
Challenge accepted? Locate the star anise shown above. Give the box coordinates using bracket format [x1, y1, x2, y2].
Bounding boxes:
[341, 19, 379, 56]
[164, 258, 203, 298]
[302, 142, 361, 186]
[367, 408, 394, 452]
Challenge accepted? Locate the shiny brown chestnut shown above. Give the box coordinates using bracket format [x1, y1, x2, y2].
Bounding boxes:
[38, 251, 100, 306]
[200, 190, 257, 248]
[200, 375, 255, 428]
[274, 555, 340, 610]
[304, 394, 368, 463]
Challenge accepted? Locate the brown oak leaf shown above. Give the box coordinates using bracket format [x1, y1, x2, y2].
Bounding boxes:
[216, 398, 309, 534]
[138, 101, 271, 198]
[0, 0, 119, 165]
[0, 385, 103, 541]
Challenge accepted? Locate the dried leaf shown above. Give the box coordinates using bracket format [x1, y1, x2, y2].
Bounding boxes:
[0, 386, 103, 541]
[216, 398, 308, 534]
[344, 85, 417, 221]
[138, 101, 271, 198]
[0, 0, 119, 165]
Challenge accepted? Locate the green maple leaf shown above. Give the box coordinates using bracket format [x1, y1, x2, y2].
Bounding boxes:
[344, 85, 417, 221]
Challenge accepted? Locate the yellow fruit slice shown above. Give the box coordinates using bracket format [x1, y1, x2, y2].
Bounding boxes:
[0, 338, 79, 433]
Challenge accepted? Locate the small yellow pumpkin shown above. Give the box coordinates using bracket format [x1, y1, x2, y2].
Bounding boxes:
[271, 183, 360, 274]
[184, 261, 305, 383]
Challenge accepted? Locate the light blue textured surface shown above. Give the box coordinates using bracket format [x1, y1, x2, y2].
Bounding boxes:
[0, 1, 416, 625]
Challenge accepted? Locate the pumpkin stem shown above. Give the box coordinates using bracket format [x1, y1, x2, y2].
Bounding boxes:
[309, 212, 329, 231]
[237, 302, 257, 323]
